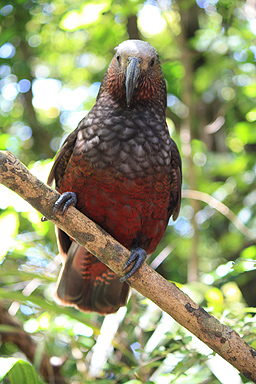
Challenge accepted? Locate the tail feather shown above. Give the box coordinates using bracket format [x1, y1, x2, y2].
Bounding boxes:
[55, 241, 129, 314]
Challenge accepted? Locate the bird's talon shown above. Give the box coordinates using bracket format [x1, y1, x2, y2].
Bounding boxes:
[122, 252, 137, 272]
[120, 248, 147, 282]
[120, 275, 128, 283]
[52, 192, 77, 216]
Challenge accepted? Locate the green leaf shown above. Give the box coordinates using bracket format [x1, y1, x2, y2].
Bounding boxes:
[0, 357, 39, 383]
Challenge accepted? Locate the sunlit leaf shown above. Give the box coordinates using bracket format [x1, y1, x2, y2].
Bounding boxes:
[0, 357, 39, 383]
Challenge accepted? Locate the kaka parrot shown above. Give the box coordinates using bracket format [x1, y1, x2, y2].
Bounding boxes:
[48, 40, 182, 314]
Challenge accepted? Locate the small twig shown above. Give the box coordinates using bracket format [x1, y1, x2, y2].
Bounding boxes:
[0, 150, 256, 383]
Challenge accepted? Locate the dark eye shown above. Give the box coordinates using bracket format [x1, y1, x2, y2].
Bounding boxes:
[150, 58, 155, 67]
[116, 55, 121, 63]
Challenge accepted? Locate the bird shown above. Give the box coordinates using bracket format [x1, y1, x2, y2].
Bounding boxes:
[47, 40, 182, 315]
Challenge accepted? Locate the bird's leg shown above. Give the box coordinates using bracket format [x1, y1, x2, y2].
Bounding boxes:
[120, 247, 147, 282]
[52, 191, 77, 215]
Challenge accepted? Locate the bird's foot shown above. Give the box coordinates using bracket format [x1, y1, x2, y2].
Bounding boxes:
[42, 191, 77, 222]
[53, 191, 77, 215]
[120, 247, 147, 282]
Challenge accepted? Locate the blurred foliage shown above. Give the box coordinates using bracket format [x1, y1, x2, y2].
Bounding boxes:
[0, 0, 256, 383]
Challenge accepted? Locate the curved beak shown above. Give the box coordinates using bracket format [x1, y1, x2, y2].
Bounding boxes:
[126, 57, 141, 107]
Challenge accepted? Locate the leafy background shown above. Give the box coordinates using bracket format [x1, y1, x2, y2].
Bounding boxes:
[0, 0, 256, 383]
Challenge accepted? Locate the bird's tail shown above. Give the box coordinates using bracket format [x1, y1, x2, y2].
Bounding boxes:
[55, 242, 129, 314]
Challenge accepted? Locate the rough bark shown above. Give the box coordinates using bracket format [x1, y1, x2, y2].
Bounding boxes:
[0, 150, 256, 383]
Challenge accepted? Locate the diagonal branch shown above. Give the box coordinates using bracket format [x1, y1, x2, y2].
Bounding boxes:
[0, 150, 256, 383]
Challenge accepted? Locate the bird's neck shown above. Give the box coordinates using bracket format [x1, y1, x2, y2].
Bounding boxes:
[96, 89, 166, 117]
[97, 70, 167, 115]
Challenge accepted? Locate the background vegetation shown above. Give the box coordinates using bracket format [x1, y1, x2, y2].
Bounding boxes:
[0, 0, 256, 383]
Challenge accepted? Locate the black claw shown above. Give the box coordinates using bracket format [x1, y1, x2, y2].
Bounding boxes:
[52, 192, 77, 216]
[120, 247, 147, 282]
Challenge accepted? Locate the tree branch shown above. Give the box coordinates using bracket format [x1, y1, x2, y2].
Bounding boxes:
[0, 150, 256, 383]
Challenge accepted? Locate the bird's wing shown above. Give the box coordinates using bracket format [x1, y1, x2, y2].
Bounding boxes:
[47, 129, 78, 187]
[168, 139, 182, 221]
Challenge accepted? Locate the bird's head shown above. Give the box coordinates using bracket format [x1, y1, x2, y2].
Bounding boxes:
[99, 40, 166, 110]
